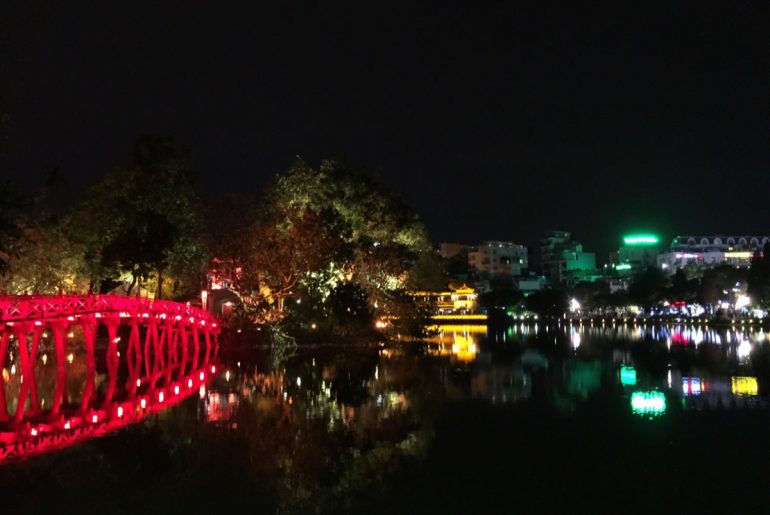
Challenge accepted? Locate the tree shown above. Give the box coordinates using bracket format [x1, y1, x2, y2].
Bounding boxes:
[235, 208, 347, 320]
[266, 159, 432, 301]
[668, 268, 697, 302]
[0, 216, 87, 294]
[237, 159, 435, 329]
[748, 243, 770, 305]
[525, 289, 568, 317]
[70, 136, 207, 298]
[628, 266, 669, 307]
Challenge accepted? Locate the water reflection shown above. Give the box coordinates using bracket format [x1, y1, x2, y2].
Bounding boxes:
[5, 322, 770, 512]
[432, 322, 770, 415]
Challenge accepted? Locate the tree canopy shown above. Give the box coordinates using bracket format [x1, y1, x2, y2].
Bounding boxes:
[70, 136, 207, 298]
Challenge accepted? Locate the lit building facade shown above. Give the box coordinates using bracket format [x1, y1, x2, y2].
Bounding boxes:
[657, 235, 769, 273]
[617, 234, 660, 270]
[409, 285, 478, 314]
[540, 230, 597, 285]
[468, 241, 528, 277]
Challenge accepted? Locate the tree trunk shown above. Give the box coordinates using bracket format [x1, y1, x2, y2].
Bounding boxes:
[156, 269, 163, 300]
[126, 273, 138, 296]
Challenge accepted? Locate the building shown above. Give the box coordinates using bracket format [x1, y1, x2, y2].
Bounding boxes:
[468, 241, 528, 277]
[540, 230, 597, 285]
[409, 284, 478, 314]
[616, 234, 661, 271]
[657, 235, 769, 273]
[439, 242, 468, 259]
[516, 274, 546, 293]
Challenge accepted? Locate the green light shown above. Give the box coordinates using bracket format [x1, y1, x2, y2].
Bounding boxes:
[615, 263, 632, 271]
[620, 366, 637, 386]
[630, 391, 666, 417]
[623, 234, 659, 246]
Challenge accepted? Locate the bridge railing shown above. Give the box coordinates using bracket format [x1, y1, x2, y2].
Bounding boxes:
[0, 294, 218, 327]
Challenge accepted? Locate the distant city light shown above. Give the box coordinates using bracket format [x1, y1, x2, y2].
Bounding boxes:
[630, 390, 666, 417]
[725, 251, 753, 259]
[623, 234, 660, 246]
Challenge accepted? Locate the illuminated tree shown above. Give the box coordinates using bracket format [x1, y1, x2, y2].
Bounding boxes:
[235, 208, 347, 320]
[0, 216, 87, 294]
[263, 160, 435, 320]
[70, 136, 207, 298]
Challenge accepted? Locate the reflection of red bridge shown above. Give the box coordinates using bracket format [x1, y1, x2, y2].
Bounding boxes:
[0, 294, 221, 463]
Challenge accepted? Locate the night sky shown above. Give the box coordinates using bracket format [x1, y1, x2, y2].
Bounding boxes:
[2, 2, 769, 260]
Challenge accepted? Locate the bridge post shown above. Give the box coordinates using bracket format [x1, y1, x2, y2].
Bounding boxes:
[203, 328, 212, 365]
[27, 324, 43, 413]
[13, 324, 34, 422]
[177, 324, 189, 381]
[191, 324, 200, 373]
[144, 318, 158, 380]
[163, 320, 175, 385]
[79, 317, 97, 414]
[103, 316, 121, 410]
[126, 320, 141, 398]
[49, 320, 69, 419]
[0, 327, 9, 421]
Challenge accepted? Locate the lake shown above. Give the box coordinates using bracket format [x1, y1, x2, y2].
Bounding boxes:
[2, 321, 770, 513]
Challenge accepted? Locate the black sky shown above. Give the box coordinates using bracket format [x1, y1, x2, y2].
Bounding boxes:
[2, 2, 769, 259]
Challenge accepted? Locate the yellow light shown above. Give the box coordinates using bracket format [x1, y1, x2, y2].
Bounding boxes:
[431, 314, 488, 321]
[67, 353, 74, 364]
[731, 376, 758, 396]
[725, 251, 753, 259]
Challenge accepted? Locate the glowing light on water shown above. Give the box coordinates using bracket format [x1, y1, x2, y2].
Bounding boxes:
[620, 366, 637, 386]
[571, 331, 581, 350]
[737, 340, 753, 361]
[682, 377, 702, 396]
[731, 376, 758, 397]
[630, 391, 666, 417]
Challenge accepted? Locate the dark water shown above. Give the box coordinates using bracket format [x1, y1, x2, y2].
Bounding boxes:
[3, 322, 770, 513]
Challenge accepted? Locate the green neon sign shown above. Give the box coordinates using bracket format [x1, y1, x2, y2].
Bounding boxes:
[620, 366, 637, 386]
[623, 234, 659, 246]
[630, 390, 666, 417]
[615, 263, 632, 271]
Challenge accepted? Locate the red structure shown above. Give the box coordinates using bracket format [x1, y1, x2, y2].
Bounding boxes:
[0, 294, 221, 463]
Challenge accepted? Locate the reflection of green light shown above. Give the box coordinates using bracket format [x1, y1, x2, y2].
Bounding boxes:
[615, 264, 632, 271]
[620, 366, 637, 386]
[623, 234, 659, 246]
[630, 391, 666, 417]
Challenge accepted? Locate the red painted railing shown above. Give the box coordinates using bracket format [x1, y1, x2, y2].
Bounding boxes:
[0, 294, 222, 463]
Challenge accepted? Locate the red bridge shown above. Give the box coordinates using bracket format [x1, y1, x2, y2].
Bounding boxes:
[0, 294, 222, 463]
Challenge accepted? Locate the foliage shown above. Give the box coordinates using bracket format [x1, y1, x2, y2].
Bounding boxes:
[748, 243, 770, 305]
[235, 208, 348, 321]
[525, 289, 568, 317]
[478, 284, 524, 312]
[70, 136, 207, 298]
[698, 265, 747, 306]
[231, 159, 437, 330]
[0, 215, 87, 294]
[628, 266, 670, 308]
[283, 284, 375, 338]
